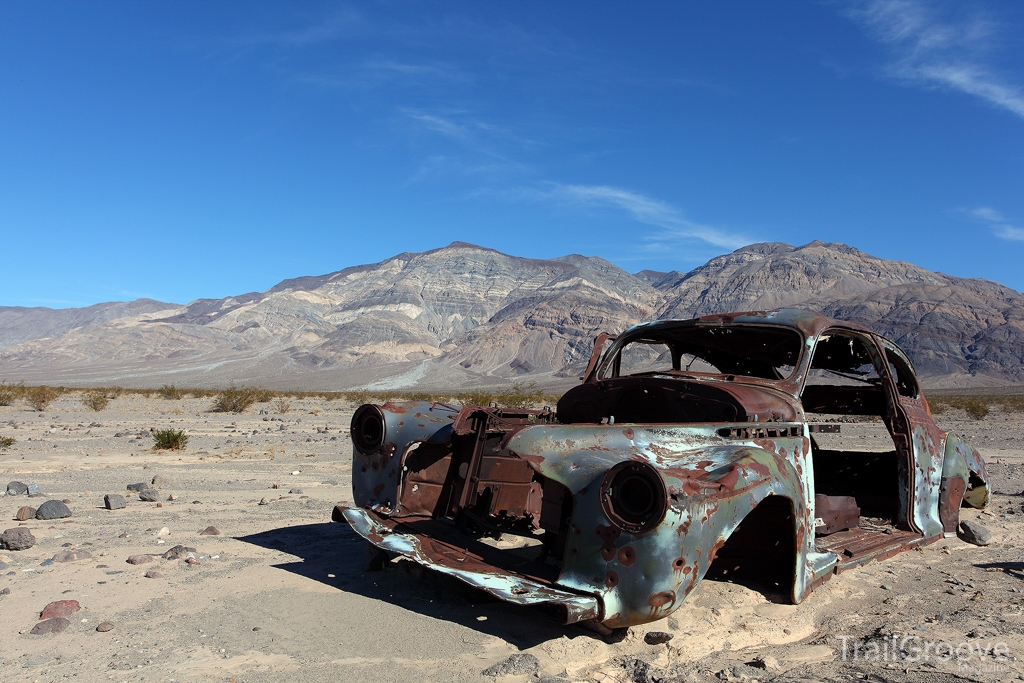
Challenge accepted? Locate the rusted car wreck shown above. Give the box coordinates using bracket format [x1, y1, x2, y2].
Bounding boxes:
[334, 310, 989, 629]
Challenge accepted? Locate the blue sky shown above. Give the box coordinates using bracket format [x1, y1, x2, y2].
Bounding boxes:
[2, 1, 1023, 308]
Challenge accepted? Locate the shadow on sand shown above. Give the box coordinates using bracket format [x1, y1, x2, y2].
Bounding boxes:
[235, 521, 597, 650]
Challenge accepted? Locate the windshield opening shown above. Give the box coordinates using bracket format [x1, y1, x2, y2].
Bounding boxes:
[602, 325, 802, 381]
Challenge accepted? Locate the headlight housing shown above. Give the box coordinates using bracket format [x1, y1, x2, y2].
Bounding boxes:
[600, 460, 667, 534]
[351, 404, 386, 454]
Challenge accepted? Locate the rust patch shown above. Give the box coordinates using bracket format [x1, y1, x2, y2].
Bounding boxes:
[617, 546, 636, 566]
[672, 557, 686, 571]
[648, 590, 675, 608]
[623, 428, 634, 440]
[605, 570, 619, 588]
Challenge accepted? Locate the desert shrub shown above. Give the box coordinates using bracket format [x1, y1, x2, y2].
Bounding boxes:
[455, 389, 499, 407]
[998, 396, 1024, 413]
[344, 390, 375, 407]
[497, 381, 549, 409]
[152, 428, 189, 450]
[26, 385, 62, 411]
[158, 384, 184, 400]
[212, 386, 258, 413]
[0, 381, 22, 406]
[250, 387, 275, 403]
[104, 386, 125, 399]
[0, 436, 15, 450]
[930, 395, 991, 421]
[275, 398, 291, 414]
[962, 399, 989, 421]
[82, 391, 110, 412]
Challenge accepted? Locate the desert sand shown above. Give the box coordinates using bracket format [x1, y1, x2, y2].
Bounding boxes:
[1, 393, 1023, 683]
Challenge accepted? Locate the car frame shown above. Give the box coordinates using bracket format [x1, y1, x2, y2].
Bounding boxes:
[335, 309, 989, 629]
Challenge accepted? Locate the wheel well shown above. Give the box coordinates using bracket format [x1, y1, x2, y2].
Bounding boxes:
[706, 495, 797, 601]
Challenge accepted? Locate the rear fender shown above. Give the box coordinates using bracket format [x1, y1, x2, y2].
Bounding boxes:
[938, 433, 990, 535]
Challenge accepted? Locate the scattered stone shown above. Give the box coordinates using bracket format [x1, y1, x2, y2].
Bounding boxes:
[161, 545, 196, 560]
[26, 483, 41, 497]
[30, 617, 70, 635]
[126, 555, 153, 565]
[144, 569, 163, 579]
[1, 527, 35, 550]
[7, 481, 29, 495]
[167, 494, 176, 501]
[258, 497, 269, 505]
[0, 586, 10, 595]
[959, 520, 992, 546]
[139, 489, 158, 502]
[185, 557, 201, 565]
[52, 549, 92, 562]
[61, 498, 72, 504]
[157, 527, 169, 536]
[15, 505, 36, 521]
[482, 653, 540, 677]
[35, 500, 72, 520]
[96, 621, 115, 632]
[618, 657, 657, 683]
[126, 483, 147, 492]
[104, 494, 126, 510]
[881, 584, 893, 591]
[151, 475, 170, 488]
[644, 631, 674, 645]
[200, 526, 220, 536]
[289, 489, 303, 495]
[40, 599, 81, 619]
[40, 558, 53, 567]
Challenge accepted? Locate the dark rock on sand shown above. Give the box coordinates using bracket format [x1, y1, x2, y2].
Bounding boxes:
[30, 617, 70, 635]
[482, 653, 540, 677]
[959, 519, 993, 546]
[104, 494, 126, 510]
[161, 544, 196, 560]
[1, 527, 35, 550]
[35, 500, 72, 520]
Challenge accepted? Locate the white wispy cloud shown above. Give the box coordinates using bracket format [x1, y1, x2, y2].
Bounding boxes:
[522, 183, 751, 251]
[969, 205, 1024, 242]
[846, 0, 1024, 119]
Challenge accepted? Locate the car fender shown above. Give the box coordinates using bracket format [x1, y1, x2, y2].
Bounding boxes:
[351, 401, 458, 510]
[510, 424, 819, 627]
[938, 432, 990, 535]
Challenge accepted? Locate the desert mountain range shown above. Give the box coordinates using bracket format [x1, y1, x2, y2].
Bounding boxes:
[1, 241, 1022, 390]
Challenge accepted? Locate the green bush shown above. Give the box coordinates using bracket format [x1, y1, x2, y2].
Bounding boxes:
[158, 384, 183, 400]
[152, 428, 189, 450]
[26, 385, 62, 411]
[0, 381, 21, 406]
[0, 436, 15, 450]
[212, 386, 258, 413]
[250, 387, 275, 403]
[82, 391, 110, 412]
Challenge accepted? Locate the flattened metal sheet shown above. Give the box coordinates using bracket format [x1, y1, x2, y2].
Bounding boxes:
[341, 507, 601, 624]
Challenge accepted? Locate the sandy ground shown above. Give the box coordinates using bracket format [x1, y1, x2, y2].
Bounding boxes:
[1, 393, 1023, 683]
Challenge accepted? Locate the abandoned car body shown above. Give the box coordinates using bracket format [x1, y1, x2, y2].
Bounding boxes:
[335, 309, 989, 628]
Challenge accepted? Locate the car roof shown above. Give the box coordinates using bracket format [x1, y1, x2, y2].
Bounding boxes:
[617, 309, 874, 341]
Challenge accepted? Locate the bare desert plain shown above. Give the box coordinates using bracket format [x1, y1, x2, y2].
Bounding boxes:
[2, 391, 1024, 683]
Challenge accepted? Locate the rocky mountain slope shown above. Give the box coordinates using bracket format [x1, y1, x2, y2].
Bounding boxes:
[0, 241, 1021, 389]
